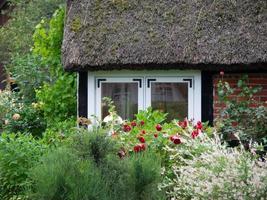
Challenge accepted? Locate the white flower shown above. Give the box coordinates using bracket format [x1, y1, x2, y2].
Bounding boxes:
[103, 114, 123, 125]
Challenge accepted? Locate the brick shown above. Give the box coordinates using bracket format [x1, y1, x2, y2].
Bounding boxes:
[213, 73, 267, 118]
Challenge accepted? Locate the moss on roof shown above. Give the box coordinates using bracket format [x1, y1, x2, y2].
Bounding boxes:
[62, 0, 267, 71]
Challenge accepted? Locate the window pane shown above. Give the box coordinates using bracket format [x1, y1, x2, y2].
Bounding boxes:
[151, 82, 188, 121]
[101, 83, 138, 120]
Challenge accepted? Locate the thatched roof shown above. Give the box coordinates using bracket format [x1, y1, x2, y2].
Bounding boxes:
[62, 0, 267, 71]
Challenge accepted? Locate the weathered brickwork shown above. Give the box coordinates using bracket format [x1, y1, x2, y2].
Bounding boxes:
[213, 73, 267, 118]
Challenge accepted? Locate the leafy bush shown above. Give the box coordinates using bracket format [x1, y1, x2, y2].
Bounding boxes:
[0, 90, 46, 136]
[0, 0, 65, 65]
[30, 129, 165, 200]
[0, 133, 48, 200]
[10, 54, 49, 102]
[71, 129, 119, 165]
[109, 107, 211, 157]
[216, 75, 267, 145]
[29, 147, 107, 200]
[36, 74, 77, 126]
[160, 137, 267, 199]
[102, 151, 165, 200]
[33, 7, 77, 127]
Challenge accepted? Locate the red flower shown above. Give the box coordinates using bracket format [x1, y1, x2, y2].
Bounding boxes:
[156, 124, 162, 131]
[141, 130, 146, 134]
[140, 143, 146, 150]
[170, 135, 182, 144]
[133, 144, 146, 152]
[123, 124, 131, 132]
[139, 136, 145, 143]
[134, 145, 141, 152]
[196, 121, 203, 130]
[231, 121, 238, 127]
[173, 137, 182, 145]
[178, 120, 188, 129]
[140, 121, 145, 126]
[131, 121, 137, 127]
[154, 133, 158, 138]
[191, 129, 199, 139]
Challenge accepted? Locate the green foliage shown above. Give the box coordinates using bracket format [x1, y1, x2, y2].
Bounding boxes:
[33, 7, 77, 127]
[3, 104, 46, 137]
[36, 74, 77, 126]
[30, 129, 165, 200]
[0, 0, 65, 66]
[10, 54, 49, 102]
[32, 7, 65, 76]
[216, 75, 267, 144]
[0, 133, 48, 200]
[29, 147, 107, 200]
[71, 128, 119, 166]
[0, 90, 46, 136]
[136, 107, 168, 125]
[102, 151, 165, 200]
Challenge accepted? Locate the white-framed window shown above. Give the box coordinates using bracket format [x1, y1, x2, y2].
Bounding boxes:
[88, 70, 201, 122]
[95, 77, 144, 120]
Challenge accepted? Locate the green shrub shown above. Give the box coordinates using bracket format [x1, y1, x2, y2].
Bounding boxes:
[10, 54, 49, 102]
[0, 0, 65, 65]
[102, 151, 165, 200]
[0, 133, 48, 200]
[71, 128, 119, 165]
[36, 74, 77, 126]
[216, 75, 267, 145]
[0, 90, 46, 136]
[30, 147, 107, 200]
[30, 129, 165, 200]
[3, 105, 46, 137]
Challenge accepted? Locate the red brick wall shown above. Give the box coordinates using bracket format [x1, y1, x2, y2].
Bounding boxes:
[213, 73, 267, 118]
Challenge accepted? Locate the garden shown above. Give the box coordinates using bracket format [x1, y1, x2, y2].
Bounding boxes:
[0, 1, 267, 200]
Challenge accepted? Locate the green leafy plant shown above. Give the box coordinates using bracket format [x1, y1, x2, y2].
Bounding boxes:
[33, 7, 77, 127]
[0, 90, 46, 136]
[30, 129, 165, 200]
[29, 147, 107, 200]
[216, 75, 267, 145]
[36, 74, 77, 126]
[0, 133, 48, 200]
[0, 0, 65, 66]
[102, 150, 165, 200]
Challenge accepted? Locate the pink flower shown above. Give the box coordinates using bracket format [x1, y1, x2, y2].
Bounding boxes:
[123, 124, 131, 132]
[220, 71, 224, 76]
[155, 124, 162, 131]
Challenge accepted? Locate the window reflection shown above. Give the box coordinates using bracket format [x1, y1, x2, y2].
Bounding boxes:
[151, 83, 188, 121]
[101, 83, 138, 120]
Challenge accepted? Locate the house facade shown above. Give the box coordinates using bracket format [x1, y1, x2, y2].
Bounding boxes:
[62, 0, 267, 124]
